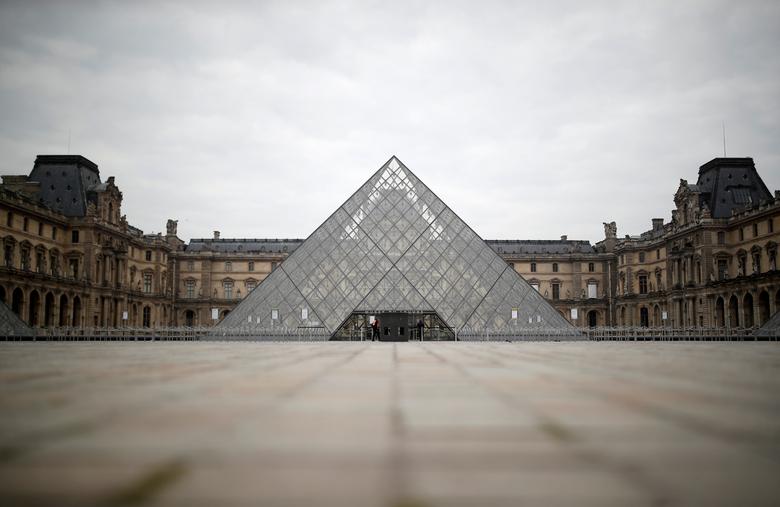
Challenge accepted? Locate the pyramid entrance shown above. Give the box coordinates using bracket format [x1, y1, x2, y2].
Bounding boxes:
[217, 156, 577, 340]
[333, 311, 454, 341]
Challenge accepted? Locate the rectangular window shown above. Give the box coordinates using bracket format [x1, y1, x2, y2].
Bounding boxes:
[717, 259, 728, 281]
[753, 223, 759, 237]
[530, 262, 536, 273]
[739, 228, 744, 241]
[186, 280, 195, 299]
[552, 263, 559, 273]
[52, 227, 57, 240]
[143, 273, 152, 293]
[769, 218, 774, 234]
[656, 249, 661, 260]
[588, 262, 594, 273]
[23, 217, 28, 232]
[225, 261, 232, 272]
[717, 231, 725, 245]
[552, 283, 560, 300]
[223, 281, 233, 299]
[145, 250, 152, 261]
[38, 222, 43, 236]
[246, 280, 256, 292]
[187, 260, 194, 271]
[587, 282, 597, 299]
[6, 212, 12, 227]
[639, 275, 648, 295]
[639, 252, 645, 263]
[248, 261, 254, 272]
[71, 230, 79, 243]
[21, 247, 30, 271]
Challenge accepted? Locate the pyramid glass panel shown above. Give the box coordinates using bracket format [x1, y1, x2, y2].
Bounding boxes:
[217, 156, 577, 339]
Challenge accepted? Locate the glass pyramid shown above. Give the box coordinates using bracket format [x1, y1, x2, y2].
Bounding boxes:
[218, 157, 576, 338]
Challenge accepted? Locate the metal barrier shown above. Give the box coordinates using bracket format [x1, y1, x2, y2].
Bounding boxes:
[0, 325, 774, 342]
[581, 326, 768, 341]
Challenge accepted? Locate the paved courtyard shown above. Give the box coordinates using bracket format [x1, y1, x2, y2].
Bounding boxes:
[0, 342, 779, 506]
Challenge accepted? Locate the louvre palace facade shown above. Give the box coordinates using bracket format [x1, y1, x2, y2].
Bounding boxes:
[1, 154, 778, 332]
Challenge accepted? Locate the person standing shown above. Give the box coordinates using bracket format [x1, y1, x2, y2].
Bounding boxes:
[417, 319, 424, 340]
[373, 317, 381, 341]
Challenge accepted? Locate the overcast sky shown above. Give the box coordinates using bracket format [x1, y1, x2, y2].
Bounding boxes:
[1, 1, 778, 244]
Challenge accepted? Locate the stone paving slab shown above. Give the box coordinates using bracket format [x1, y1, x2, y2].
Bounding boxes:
[0, 342, 779, 506]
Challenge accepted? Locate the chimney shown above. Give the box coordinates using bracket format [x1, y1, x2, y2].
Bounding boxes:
[652, 218, 663, 231]
[213, 230, 220, 240]
[560, 235, 567, 241]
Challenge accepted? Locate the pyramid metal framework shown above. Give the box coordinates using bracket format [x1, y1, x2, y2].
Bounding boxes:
[0, 300, 34, 337]
[218, 157, 575, 337]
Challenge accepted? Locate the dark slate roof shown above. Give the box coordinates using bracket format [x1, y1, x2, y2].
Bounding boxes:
[185, 238, 596, 256]
[695, 158, 773, 218]
[185, 239, 305, 254]
[485, 239, 596, 255]
[28, 155, 101, 217]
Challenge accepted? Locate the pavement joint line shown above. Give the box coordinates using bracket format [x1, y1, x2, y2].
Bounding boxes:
[417, 342, 676, 505]
[0, 344, 363, 463]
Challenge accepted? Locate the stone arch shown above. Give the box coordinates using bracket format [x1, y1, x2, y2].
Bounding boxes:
[72, 296, 82, 328]
[59, 294, 68, 326]
[639, 307, 649, 327]
[715, 297, 725, 327]
[185, 310, 196, 327]
[44, 291, 55, 327]
[743, 292, 754, 328]
[28, 289, 40, 326]
[587, 310, 598, 327]
[758, 290, 770, 325]
[728, 294, 739, 328]
[11, 287, 24, 317]
[142, 306, 151, 328]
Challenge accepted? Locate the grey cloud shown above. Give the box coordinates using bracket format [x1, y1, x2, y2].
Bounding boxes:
[0, 0, 778, 243]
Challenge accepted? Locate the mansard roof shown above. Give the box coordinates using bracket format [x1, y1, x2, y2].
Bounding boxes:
[486, 239, 596, 255]
[185, 238, 304, 254]
[29, 154, 102, 217]
[694, 157, 773, 218]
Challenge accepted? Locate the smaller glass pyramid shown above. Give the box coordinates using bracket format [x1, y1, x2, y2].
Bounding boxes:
[218, 157, 576, 338]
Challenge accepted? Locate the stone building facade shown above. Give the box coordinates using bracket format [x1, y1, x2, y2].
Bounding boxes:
[609, 158, 780, 329]
[0, 156, 174, 329]
[1, 154, 778, 330]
